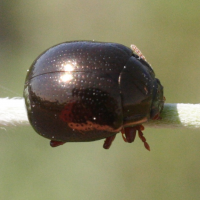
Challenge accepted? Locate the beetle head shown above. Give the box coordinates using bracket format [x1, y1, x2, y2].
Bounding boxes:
[150, 78, 165, 119]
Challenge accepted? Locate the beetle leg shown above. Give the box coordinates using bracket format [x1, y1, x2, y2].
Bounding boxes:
[103, 135, 116, 149]
[50, 140, 66, 147]
[137, 125, 150, 151]
[121, 128, 127, 142]
[121, 125, 150, 151]
[152, 113, 161, 120]
[121, 127, 137, 143]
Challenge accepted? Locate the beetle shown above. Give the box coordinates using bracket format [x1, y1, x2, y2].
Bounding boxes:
[24, 41, 164, 150]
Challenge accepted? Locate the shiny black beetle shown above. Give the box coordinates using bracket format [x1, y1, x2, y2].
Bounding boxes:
[24, 41, 164, 150]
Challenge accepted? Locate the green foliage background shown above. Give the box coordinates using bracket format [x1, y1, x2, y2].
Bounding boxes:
[0, 1, 200, 199]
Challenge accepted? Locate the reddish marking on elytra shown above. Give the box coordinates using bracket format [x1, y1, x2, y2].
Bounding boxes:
[59, 103, 75, 122]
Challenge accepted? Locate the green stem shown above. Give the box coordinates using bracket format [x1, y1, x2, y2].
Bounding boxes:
[0, 98, 199, 129]
[146, 103, 200, 129]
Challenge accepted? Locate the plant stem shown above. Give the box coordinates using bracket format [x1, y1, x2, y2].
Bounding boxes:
[0, 98, 29, 127]
[146, 103, 200, 129]
[0, 98, 199, 129]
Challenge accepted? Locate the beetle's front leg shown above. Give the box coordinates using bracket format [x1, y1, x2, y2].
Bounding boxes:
[121, 127, 137, 143]
[137, 125, 150, 151]
[121, 125, 150, 151]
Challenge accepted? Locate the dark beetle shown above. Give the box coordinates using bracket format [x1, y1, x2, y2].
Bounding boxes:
[24, 41, 165, 150]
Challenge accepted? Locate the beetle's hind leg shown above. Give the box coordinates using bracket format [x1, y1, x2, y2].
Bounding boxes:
[50, 140, 66, 147]
[103, 135, 116, 149]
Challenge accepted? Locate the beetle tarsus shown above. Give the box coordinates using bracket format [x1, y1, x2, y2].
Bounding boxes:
[50, 140, 66, 147]
[103, 135, 116, 149]
[137, 126, 150, 151]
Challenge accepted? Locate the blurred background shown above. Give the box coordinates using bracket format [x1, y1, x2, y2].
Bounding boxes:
[0, 0, 200, 199]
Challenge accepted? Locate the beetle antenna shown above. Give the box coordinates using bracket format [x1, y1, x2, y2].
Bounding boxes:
[130, 44, 146, 61]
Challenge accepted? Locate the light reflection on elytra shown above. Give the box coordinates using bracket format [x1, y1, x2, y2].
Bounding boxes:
[60, 61, 77, 82]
